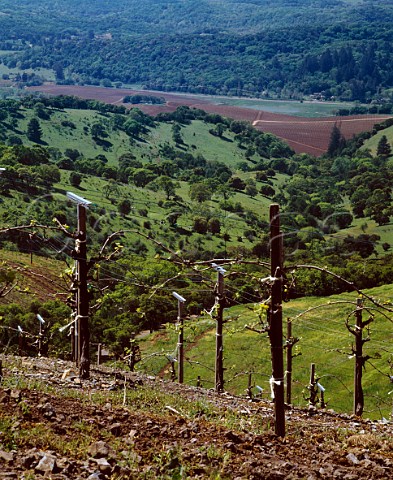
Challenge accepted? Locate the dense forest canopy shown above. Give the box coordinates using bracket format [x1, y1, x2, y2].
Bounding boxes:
[0, 1, 380, 36]
[1, 1, 393, 101]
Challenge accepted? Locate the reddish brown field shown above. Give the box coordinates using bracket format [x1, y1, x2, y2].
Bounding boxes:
[28, 85, 392, 156]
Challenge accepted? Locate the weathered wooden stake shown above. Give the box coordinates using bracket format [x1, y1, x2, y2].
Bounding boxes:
[215, 267, 225, 393]
[76, 204, 90, 379]
[247, 372, 253, 399]
[286, 318, 292, 404]
[97, 343, 102, 366]
[354, 298, 364, 416]
[177, 300, 185, 384]
[309, 363, 318, 407]
[269, 204, 285, 437]
[70, 325, 75, 362]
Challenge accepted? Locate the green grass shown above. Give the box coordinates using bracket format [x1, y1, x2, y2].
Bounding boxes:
[12, 109, 270, 170]
[0, 62, 55, 81]
[138, 285, 393, 420]
[328, 211, 393, 255]
[361, 124, 393, 157]
[179, 122, 245, 166]
[49, 171, 264, 256]
[16, 108, 131, 163]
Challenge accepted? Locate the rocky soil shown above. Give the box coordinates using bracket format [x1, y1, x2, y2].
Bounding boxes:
[0, 355, 392, 479]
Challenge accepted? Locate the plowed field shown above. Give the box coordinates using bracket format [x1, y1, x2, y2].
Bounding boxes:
[28, 85, 392, 156]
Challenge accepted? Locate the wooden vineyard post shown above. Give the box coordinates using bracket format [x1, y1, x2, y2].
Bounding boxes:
[269, 204, 285, 437]
[213, 265, 226, 393]
[173, 292, 186, 384]
[97, 343, 102, 366]
[345, 297, 373, 417]
[247, 372, 253, 399]
[308, 363, 317, 407]
[70, 325, 75, 362]
[76, 203, 90, 379]
[286, 319, 292, 405]
[354, 298, 365, 416]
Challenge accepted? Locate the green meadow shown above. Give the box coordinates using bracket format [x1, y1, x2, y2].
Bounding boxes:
[361, 124, 393, 156]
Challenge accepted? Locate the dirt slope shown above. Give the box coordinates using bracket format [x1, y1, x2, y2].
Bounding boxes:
[0, 355, 392, 479]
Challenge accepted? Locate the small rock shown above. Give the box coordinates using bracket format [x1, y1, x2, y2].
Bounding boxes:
[0, 389, 11, 403]
[35, 453, 57, 474]
[10, 389, 21, 402]
[88, 441, 110, 458]
[0, 450, 14, 463]
[109, 422, 121, 436]
[87, 473, 106, 480]
[42, 402, 56, 419]
[346, 453, 359, 465]
[95, 457, 112, 474]
[61, 368, 78, 380]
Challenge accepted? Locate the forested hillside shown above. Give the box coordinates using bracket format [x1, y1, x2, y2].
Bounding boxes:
[1, 1, 393, 102]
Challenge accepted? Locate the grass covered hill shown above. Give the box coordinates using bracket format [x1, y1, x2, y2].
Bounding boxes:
[0, 94, 293, 262]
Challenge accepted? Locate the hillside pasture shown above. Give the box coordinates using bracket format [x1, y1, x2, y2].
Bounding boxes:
[361, 124, 393, 156]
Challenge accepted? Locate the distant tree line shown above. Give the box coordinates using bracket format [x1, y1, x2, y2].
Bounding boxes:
[123, 95, 165, 105]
